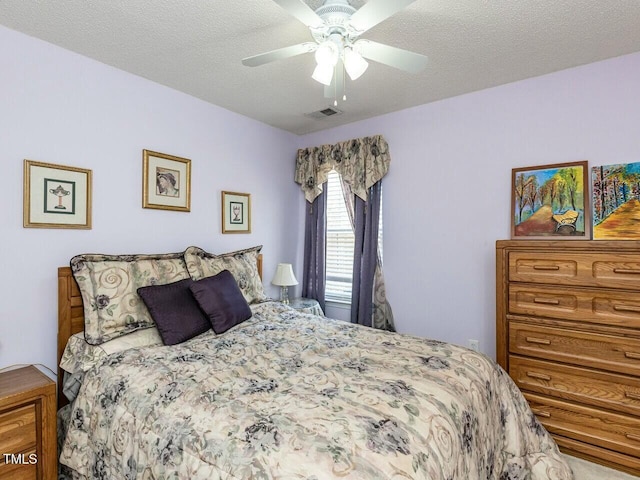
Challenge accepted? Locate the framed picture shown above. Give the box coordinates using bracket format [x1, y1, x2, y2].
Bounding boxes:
[511, 160, 590, 239]
[23, 160, 92, 229]
[222, 191, 251, 233]
[592, 161, 640, 239]
[142, 149, 191, 212]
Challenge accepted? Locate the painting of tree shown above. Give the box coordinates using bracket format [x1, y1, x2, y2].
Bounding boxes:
[592, 161, 640, 239]
[511, 161, 589, 239]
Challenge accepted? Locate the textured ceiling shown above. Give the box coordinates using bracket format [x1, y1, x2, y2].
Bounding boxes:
[2, 1, 640, 135]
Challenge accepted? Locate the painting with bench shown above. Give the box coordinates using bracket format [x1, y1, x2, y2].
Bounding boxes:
[511, 160, 589, 239]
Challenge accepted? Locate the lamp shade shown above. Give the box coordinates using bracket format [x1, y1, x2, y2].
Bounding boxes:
[344, 47, 368, 80]
[312, 40, 339, 86]
[271, 263, 298, 286]
[314, 42, 339, 67]
[312, 63, 334, 86]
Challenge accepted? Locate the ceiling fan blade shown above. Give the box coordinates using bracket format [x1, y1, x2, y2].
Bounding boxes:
[348, 0, 418, 33]
[273, 0, 324, 28]
[242, 42, 317, 67]
[355, 39, 427, 74]
[324, 62, 345, 99]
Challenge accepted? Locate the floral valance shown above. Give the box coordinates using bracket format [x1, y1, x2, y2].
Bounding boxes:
[295, 134, 391, 202]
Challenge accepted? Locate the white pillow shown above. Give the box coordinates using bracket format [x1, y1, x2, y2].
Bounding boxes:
[59, 327, 163, 375]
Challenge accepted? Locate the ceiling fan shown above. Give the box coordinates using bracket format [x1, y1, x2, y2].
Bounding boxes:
[242, 0, 428, 102]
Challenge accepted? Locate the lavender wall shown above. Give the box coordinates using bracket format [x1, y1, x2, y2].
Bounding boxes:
[300, 52, 640, 357]
[3, 23, 640, 372]
[0, 26, 301, 373]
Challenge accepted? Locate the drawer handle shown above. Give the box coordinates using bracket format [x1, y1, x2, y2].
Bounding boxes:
[525, 336, 552, 345]
[526, 371, 551, 381]
[625, 392, 640, 401]
[533, 265, 561, 271]
[613, 304, 640, 314]
[613, 268, 640, 275]
[626, 434, 640, 442]
[532, 409, 551, 418]
[533, 297, 560, 306]
[625, 352, 640, 360]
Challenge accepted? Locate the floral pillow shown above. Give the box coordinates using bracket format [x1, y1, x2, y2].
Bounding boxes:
[70, 252, 190, 345]
[183, 245, 266, 304]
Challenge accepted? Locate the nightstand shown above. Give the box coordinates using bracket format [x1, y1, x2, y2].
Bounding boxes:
[0, 365, 57, 480]
[287, 297, 324, 316]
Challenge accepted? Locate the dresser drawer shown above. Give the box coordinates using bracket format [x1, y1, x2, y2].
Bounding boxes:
[525, 393, 640, 457]
[0, 450, 37, 480]
[554, 435, 640, 476]
[509, 252, 640, 289]
[509, 321, 640, 375]
[509, 284, 640, 329]
[0, 404, 37, 455]
[510, 355, 640, 416]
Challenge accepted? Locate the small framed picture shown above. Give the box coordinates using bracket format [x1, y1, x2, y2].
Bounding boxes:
[222, 191, 251, 233]
[592, 161, 640, 239]
[23, 160, 92, 229]
[511, 160, 590, 239]
[142, 149, 191, 212]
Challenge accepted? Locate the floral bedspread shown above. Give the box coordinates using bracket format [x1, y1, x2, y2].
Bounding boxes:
[59, 302, 573, 479]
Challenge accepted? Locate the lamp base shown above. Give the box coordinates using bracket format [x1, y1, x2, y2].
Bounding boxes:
[280, 286, 290, 305]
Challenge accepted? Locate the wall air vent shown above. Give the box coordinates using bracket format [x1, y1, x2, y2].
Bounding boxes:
[305, 107, 343, 119]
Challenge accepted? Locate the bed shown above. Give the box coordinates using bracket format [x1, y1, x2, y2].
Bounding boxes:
[56, 246, 573, 479]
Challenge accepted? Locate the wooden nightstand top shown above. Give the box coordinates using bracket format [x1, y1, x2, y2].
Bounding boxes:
[0, 366, 55, 404]
[0, 365, 57, 480]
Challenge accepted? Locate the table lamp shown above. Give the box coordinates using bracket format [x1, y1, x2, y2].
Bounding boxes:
[271, 263, 298, 304]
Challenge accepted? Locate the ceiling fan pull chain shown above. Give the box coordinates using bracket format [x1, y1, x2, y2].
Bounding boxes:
[334, 66, 338, 106]
[342, 61, 347, 101]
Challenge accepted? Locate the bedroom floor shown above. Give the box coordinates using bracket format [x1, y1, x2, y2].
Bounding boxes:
[563, 454, 640, 479]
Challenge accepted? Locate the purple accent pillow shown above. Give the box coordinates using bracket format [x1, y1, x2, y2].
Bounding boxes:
[137, 278, 211, 345]
[189, 270, 252, 334]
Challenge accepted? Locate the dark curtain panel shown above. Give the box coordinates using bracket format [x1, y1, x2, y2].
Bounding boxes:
[351, 181, 381, 327]
[301, 191, 327, 313]
[340, 177, 394, 330]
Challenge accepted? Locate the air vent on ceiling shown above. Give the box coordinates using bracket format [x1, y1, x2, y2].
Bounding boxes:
[305, 107, 343, 119]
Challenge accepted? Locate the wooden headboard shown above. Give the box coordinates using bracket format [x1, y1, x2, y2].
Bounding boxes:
[56, 254, 263, 409]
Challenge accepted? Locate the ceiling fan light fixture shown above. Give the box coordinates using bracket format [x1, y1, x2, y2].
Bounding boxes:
[312, 63, 335, 86]
[343, 47, 368, 80]
[314, 41, 339, 67]
[243, 0, 428, 100]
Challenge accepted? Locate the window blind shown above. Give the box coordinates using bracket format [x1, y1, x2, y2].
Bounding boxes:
[326, 170, 354, 303]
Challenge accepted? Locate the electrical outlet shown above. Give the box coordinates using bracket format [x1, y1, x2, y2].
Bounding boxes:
[468, 339, 480, 352]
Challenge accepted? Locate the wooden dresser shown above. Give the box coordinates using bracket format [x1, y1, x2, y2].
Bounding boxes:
[496, 240, 640, 476]
[0, 365, 56, 480]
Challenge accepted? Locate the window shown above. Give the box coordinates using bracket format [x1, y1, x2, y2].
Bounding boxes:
[325, 170, 383, 304]
[325, 170, 354, 303]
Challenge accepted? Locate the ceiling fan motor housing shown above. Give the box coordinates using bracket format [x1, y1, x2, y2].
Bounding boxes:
[315, 0, 356, 21]
[312, 0, 358, 45]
